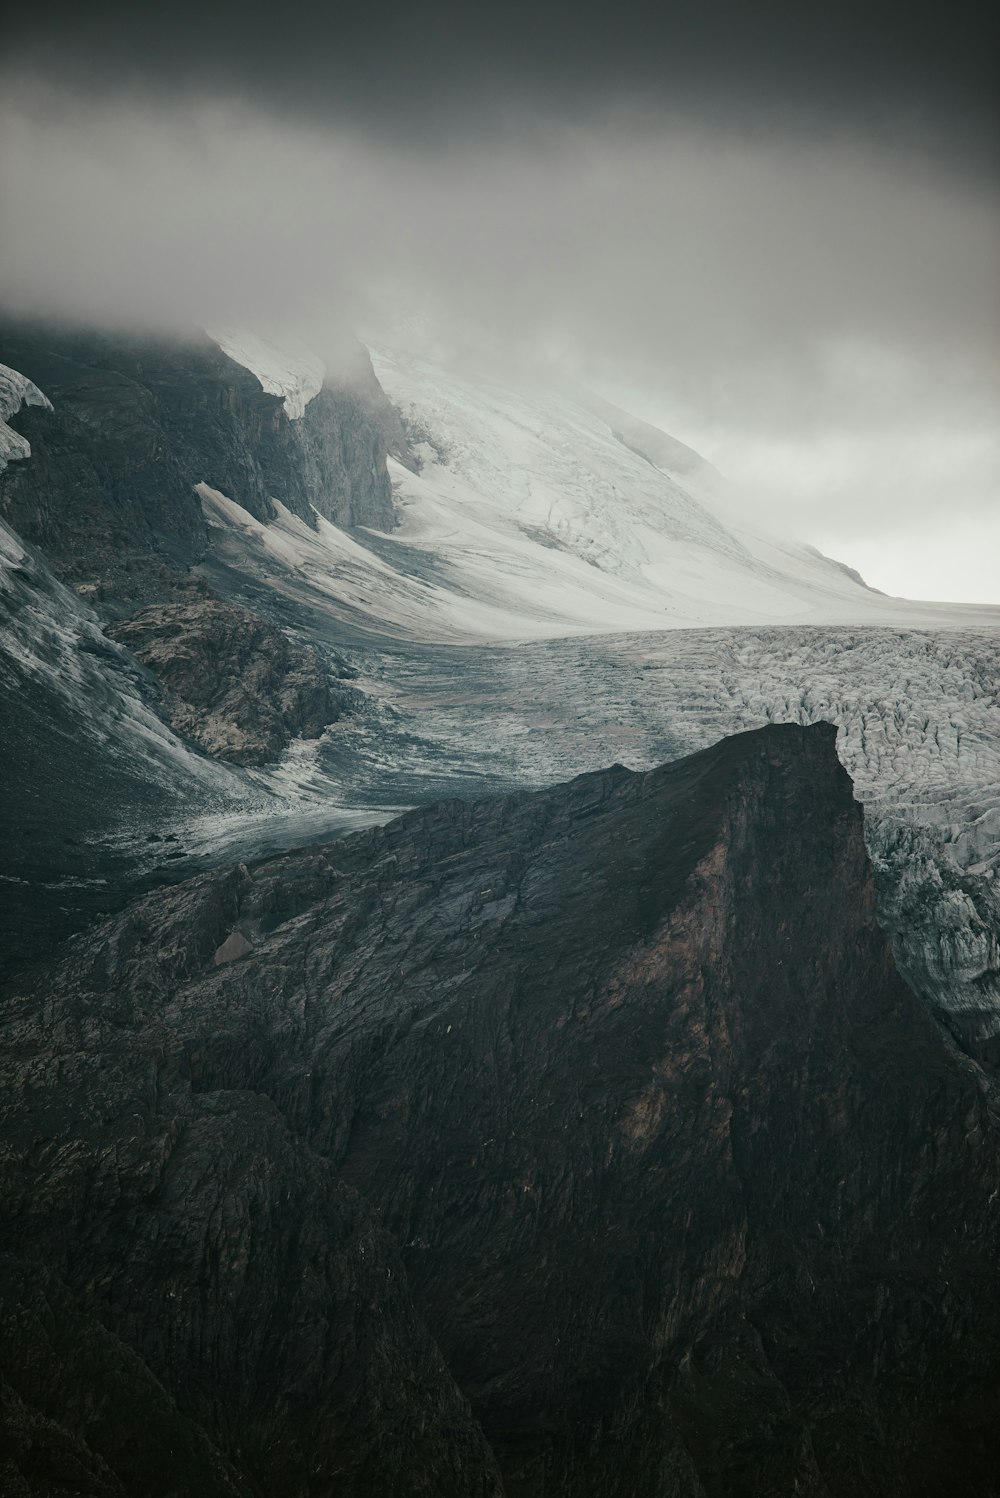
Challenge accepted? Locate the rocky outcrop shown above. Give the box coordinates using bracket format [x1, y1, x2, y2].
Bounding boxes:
[0, 518, 255, 980]
[2, 722, 999, 1494]
[0, 323, 407, 606]
[106, 599, 348, 765]
[294, 339, 416, 527]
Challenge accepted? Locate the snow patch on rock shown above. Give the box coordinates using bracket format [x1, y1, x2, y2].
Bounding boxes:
[207, 328, 325, 419]
[0, 362, 52, 474]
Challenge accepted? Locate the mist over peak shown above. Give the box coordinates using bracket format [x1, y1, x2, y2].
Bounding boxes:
[0, 0, 997, 602]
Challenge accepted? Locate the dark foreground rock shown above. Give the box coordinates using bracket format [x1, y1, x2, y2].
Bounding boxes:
[107, 599, 347, 765]
[2, 723, 999, 1495]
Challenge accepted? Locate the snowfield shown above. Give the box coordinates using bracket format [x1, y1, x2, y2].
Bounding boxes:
[363, 345, 998, 637]
[198, 345, 998, 644]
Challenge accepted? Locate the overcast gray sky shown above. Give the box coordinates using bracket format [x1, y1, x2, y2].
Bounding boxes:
[1, 0, 997, 601]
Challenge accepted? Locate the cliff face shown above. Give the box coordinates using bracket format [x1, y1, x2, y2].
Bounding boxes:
[2, 723, 999, 1496]
[0, 324, 404, 606]
[292, 339, 414, 528]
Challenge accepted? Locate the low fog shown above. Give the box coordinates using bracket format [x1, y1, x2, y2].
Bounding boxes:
[1, 27, 997, 601]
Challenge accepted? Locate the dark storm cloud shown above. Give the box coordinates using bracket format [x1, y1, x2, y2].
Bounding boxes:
[0, 1, 997, 601]
[4, 0, 999, 167]
[3, 90, 994, 356]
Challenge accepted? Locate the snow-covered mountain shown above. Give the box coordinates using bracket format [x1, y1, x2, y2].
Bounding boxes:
[2, 321, 999, 1061]
[191, 335, 1000, 1060]
[206, 337, 997, 640]
[4, 321, 1000, 1498]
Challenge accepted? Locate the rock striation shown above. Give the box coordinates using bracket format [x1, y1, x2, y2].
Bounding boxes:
[2, 722, 999, 1495]
[106, 599, 349, 766]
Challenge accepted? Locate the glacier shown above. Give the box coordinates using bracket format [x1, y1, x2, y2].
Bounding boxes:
[2, 334, 999, 1059]
[191, 342, 1000, 1056]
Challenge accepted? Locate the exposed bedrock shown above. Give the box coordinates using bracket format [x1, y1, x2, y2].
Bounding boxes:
[106, 599, 353, 766]
[2, 723, 999, 1494]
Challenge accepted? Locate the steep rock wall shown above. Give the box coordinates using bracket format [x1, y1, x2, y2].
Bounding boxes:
[0, 323, 405, 606]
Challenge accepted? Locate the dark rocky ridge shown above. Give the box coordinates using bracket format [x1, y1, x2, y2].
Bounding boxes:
[0, 322, 408, 607]
[2, 722, 999, 1495]
[106, 599, 354, 766]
